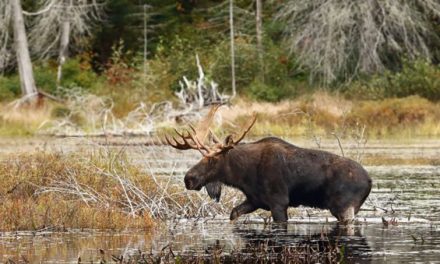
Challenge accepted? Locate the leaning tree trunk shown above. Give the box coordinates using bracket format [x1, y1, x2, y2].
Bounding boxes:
[11, 0, 38, 101]
[56, 0, 73, 86]
[57, 18, 71, 85]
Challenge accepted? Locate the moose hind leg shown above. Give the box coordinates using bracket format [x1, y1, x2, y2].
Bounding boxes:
[230, 200, 257, 221]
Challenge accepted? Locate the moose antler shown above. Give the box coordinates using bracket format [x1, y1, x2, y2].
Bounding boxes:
[164, 128, 211, 156]
[165, 106, 257, 157]
[194, 104, 221, 143]
[229, 113, 257, 145]
[164, 104, 222, 156]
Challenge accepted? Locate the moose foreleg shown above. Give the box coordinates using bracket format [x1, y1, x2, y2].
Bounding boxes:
[270, 204, 288, 223]
[230, 200, 257, 221]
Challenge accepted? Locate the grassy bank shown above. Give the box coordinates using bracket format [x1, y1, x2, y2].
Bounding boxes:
[1, 93, 439, 139]
[219, 94, 440, 139]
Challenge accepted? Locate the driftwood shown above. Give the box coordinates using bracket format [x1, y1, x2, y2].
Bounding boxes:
[38, 55, 230, 137]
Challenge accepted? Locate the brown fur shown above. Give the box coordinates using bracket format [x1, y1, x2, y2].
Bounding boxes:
[185, 137, 372, 223]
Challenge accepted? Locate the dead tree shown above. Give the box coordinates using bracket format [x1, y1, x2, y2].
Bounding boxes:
[276, 0, 440, 83]
[10, 0, 38, 101]
[229, 0, 237, 98]
[175, 55, 230, 109]
[255, 0, 263, 74]
[27, 0, 103, 85]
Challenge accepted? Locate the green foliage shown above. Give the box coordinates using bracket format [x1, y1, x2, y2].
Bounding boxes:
[91, 0, 148, 66]
[155, 34, 200, 91]
[157, 33, 303, 101]
[344, 60, 440, 101]
[0, 56, 101, 100]
[59, 57, 101, 91]
[383, 60, 440, 100]
[33, 64, 57, 93]
[0, 75, 21, 100]
[249, 81, 285, 102]
[2, 0, 440, 106]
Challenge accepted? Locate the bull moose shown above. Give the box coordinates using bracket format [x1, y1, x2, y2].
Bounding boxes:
[165, 105, 372, 223]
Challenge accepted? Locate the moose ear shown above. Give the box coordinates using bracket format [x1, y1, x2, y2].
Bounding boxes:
[205, 182, 222, 202]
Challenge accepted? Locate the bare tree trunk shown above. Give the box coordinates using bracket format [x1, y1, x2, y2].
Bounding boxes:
[57, 19, 71, 85]
[255, 0, 263, 74]
[143, 4, 148, 85]
[11, 0, 38, 100]
[229, 0, 236, 99]
[57, 0, 72, 86]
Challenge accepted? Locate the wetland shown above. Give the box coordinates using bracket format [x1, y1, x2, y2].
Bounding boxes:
[0, 137, 439, 263]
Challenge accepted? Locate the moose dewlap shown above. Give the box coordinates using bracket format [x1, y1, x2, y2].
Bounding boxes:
[165, 105, 372, 223]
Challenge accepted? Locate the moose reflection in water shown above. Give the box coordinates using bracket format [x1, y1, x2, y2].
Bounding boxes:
[171, 223, 372, 263]
[231, 223, 372, 263]
[165, 104, 372, 223]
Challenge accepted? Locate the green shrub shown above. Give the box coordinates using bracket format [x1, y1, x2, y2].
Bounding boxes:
[60, 57, 101, 91]
[384, 60, 440, 100]
[34, 64, 57, 93]
[249, 81, 285, 102]
[0, 55, 101, 102]
[0, 75, 21, 100]
[343, 60, 440, 101]
[0, 65, 57, 100]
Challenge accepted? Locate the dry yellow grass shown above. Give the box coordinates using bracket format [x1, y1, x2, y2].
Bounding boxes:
[0, 152, 155, 231]
[0, 100, 54, 136]
[0, 147, 237, 232]
[224, 94, 440, 138]
[0, 93, 439, 138]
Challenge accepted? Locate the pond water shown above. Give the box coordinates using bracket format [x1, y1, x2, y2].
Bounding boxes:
[0, 137, 439, 263]
[1, 220, 439, 263]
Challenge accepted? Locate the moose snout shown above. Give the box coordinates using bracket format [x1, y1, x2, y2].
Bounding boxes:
[184, 174, 202, 191]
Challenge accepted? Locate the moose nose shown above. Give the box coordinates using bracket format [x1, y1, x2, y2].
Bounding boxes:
[184, 174, 200, 190]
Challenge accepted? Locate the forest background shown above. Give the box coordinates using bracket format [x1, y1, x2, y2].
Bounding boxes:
[0, 0, 440, 138]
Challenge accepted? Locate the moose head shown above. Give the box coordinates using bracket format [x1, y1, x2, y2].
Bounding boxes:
[165, 104, 256, 201]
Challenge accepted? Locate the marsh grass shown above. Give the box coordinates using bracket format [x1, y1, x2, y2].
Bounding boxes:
[0, 146, 242, 231]
[235, 95, 440, 139]
[1, 92, 439, 138]
[0, 151, 154, 231]
[0, 101, 54, 136]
